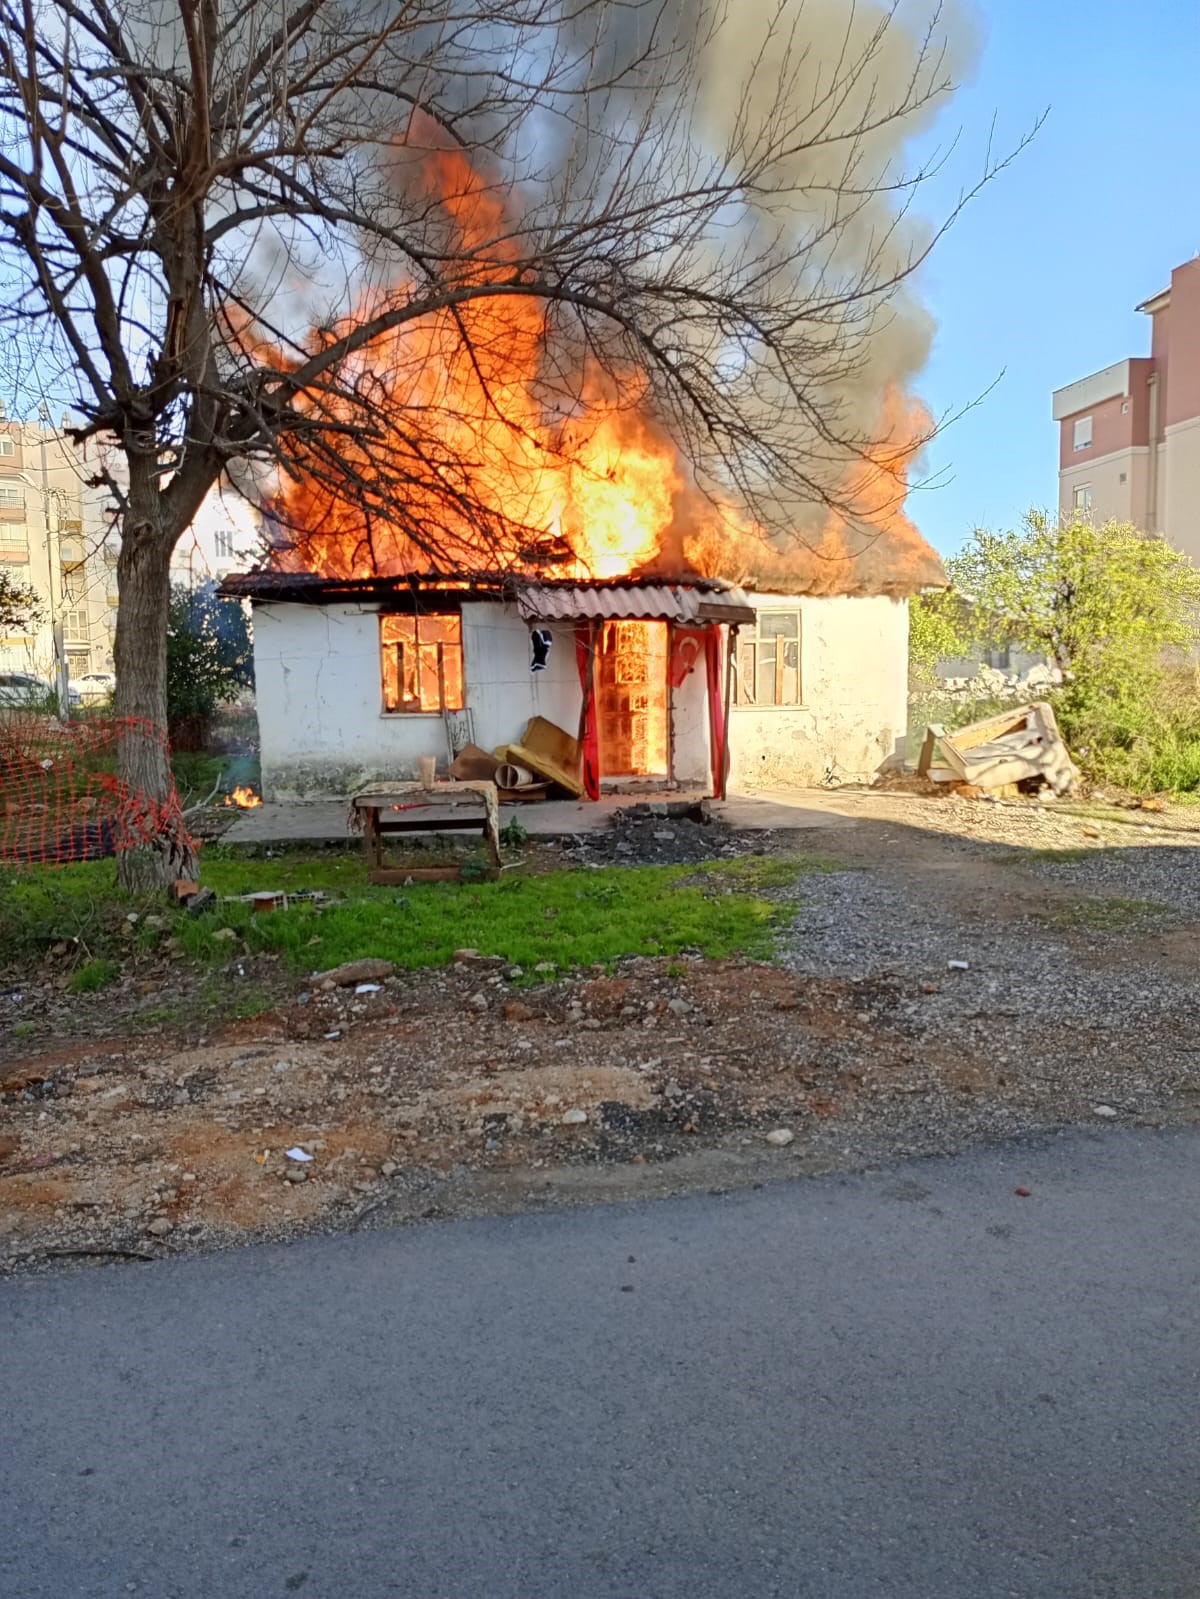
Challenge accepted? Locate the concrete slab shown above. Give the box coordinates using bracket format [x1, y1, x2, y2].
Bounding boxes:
[220, 788, 861, 847]
[713, 790, 861, 832]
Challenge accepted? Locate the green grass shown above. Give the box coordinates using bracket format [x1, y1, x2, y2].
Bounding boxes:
[706, 852, 844, 891]
[0, 848, 818, 982]
[1002, 846, 1091, 866]
[67, 957, 120, 992]
[10, 1020, 36, 1041]
[180, 861, 783, 973]
[1039, 896, 1165, 934]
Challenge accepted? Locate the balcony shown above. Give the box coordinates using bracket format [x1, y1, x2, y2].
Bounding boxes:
[0, 535, 30, 563]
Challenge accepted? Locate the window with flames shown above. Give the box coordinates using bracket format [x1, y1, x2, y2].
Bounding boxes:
[380, 613, 464, 714]
[734, 611, 802, 707]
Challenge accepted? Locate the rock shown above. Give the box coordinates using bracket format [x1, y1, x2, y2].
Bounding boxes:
[146, 1217, 173, 1237]
[503, 1000, 536, 1023]
[765, 1127, 795, 1147]
[666, 997, 692, 1016]
[181, 1172, 197, 1184]
[273, 1060, 292, 1073]
[506, 965, 525, 980]
[562, 1108, 588, 1126]
[1093, 1104, 1119, 1118]
[534, 961, 556, 974]
[468, 992, 489, 1012]
[312, 957, 394, 987]
[212, 927, 238, 942]
[285, 1166, 308, 1183]
[454, 947, 480, 960]
[381, 1160, 399, 1178]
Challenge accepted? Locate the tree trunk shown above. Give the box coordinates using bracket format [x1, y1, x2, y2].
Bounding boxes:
[113, 477, 197, 891]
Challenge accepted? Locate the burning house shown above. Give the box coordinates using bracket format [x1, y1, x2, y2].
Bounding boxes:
[224, 551, 937, 801]
[222, 138, 947, 799]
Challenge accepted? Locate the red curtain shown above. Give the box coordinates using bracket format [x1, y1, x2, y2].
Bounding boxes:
[704, 628, 728, 799]
[575, 626, 601, 799]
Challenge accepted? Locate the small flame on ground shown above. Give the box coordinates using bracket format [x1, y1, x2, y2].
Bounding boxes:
[225, 786, 263, 809]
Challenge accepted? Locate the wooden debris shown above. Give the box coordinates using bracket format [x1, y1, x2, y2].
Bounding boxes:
[917, 702, 1080, 796]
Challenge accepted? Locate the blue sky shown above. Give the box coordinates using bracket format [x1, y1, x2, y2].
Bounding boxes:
[910, 0, 1200, 556]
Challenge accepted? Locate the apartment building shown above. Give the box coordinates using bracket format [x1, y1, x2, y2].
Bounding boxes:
[1053, 256, 1200, 560]
[170, 487, 263, 590]
[0, 414, 118, 687]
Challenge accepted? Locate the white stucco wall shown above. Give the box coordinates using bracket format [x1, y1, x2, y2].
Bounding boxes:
[252, 600, 582, 797]
[727, 592, 909, 788]
[251, 591, 907, 797]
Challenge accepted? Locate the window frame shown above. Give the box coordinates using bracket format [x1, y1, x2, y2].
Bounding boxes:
[732, 609, 803, 709]
[62, 605, 90, 644]
[0, 437, 14, 457]
[379, 610, 465, 716]
[0, 482, 24, 508]
[1073, 483, 1092, 511]
[213, 528, 235, 560]
[1073, 416, 1093, 451]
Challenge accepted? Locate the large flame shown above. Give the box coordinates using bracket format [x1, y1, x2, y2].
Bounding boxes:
[272, 144, 941, 597]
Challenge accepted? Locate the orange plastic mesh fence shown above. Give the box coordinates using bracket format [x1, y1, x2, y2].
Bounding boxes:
[0, 713, 191, 867]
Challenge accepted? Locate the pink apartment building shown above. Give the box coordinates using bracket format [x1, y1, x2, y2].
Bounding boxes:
[1053, 256, 1200, 559]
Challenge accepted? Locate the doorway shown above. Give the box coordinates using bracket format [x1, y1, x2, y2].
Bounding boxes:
[596, 620, 670, 780]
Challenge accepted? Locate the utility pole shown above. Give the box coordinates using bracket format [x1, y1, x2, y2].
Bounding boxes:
[37, 403, 70, 721]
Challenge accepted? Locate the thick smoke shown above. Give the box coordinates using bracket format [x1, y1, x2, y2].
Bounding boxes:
[553, 0, 981, 592]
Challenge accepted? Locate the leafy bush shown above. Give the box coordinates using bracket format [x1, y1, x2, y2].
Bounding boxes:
[167, 582, 253, 747]
[910, 513, 1200, 793]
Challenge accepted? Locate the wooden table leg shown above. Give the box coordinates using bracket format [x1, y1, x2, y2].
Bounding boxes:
[363, 807, 382, 873]
[482, 789, 501, 876]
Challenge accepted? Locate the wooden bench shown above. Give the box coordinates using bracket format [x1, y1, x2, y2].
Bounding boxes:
[351, 781, 501, 884]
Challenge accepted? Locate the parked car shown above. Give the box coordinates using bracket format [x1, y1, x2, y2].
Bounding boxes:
[0, 671, 51, 708]
[0, 671, 82, 709]
[75, 671, 116, 702]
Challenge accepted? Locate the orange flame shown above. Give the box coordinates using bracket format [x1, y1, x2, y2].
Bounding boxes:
[272, 143, 942, 600]
[225, 786, 262, 809]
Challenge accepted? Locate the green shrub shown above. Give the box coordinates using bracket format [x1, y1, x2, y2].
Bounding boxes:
[68, 957, 120, 992]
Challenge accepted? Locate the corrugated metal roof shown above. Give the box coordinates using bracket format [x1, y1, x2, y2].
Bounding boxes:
[515, 582, 755, 626]
[219, 568, 755, 624]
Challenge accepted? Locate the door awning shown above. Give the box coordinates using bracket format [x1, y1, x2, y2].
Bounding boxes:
[514, 581, 755, 627]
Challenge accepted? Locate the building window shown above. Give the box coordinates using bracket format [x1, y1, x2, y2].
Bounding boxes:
[380, 613, 464, 713]
[1121, 401, 1131, 414]
[62, 606, 90, 644]
[0, 437, 13, 457]
[1073, 416, 1093, 451]
[733, 611, 801, 706]
[214, 529, 235, 560]
[1118, 472, 1127, 484]
[0, 530, 29, 561]
[1073, 484, 1092, 511]
[0, 482, 23, 508]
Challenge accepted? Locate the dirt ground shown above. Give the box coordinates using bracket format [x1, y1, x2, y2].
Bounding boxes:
[5, 787, 1200, 1271]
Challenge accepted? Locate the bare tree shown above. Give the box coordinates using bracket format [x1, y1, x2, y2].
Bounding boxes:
[0, 0, 1022, 885]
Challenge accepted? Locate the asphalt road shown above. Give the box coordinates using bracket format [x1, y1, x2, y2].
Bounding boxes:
[3, 1128, 1199, 1599]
